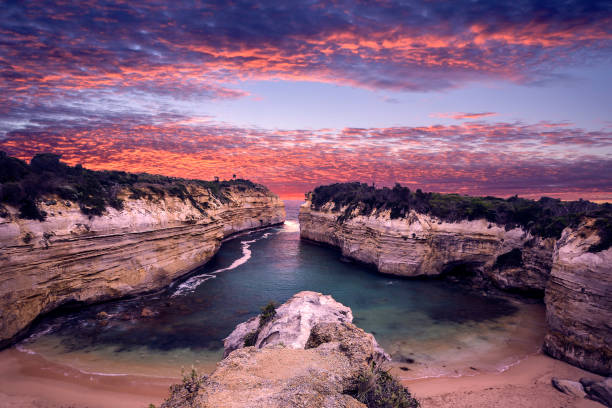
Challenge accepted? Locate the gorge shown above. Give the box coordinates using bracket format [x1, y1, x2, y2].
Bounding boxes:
[299, 182, 612, 376]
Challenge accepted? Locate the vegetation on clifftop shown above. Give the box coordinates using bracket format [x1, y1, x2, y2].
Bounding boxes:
[350, 362, 420, 408]
[0, 152, 266, 220]
[244, 301, 277, 347]
[308, 182, 612, 252]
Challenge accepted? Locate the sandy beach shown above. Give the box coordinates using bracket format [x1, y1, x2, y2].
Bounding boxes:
[0, 346, 605, 408]
[405, 352, 605, 408]
[0, 348, 175, 408]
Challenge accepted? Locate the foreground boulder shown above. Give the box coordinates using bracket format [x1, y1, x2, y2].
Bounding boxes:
[551, 377, 586, 398]
[581, 377, 612, 407]
[223, 291, 388, 361]
[161, 291, 415, 408]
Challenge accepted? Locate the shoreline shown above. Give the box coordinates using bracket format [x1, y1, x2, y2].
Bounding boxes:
[0, 345, 606, 408]
[405, 352, 604, 407]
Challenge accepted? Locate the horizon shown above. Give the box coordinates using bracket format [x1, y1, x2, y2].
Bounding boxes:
[1, 1, 611, 202]
[5, 151, 611, 204]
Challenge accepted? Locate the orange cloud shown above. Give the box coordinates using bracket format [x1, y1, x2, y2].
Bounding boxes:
[1, 120, 610, 200]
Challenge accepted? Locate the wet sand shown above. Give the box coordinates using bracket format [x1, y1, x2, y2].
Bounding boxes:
[0, 346, 606, 408]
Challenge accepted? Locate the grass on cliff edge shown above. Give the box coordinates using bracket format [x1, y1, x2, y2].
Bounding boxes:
[308, 182, 612, 253]
[350, 362, 420, 408]
[0, 152, 267, 221]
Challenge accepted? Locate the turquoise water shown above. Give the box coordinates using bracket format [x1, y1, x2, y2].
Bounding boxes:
[20, 201, 545, 379]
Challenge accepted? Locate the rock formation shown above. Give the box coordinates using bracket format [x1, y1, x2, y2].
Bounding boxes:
[224, 291, 389, 361]
[299, 198, 611, 375]
[544, 220, 612, 376]
[580, 377, 612, 407]
[0, 183, 285, 347]
[162, 292, 415, 408]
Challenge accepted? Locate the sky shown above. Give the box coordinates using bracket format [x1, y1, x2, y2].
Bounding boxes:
[1, 1, 611, 200]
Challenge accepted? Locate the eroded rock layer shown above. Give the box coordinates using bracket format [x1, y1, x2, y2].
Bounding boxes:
[0, 184, 285, 347]
[544, 220, 612, 375]
[299, 199, 611, 375]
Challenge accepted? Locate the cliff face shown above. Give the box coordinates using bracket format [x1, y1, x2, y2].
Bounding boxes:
[544, 220, 612, 375]
[299, 200, 611, 375]
[0, 184, 285, 347]
[299, 201, 554, 292]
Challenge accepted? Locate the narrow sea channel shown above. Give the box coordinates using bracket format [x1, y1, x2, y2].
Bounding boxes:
[19, 200, 545, 380]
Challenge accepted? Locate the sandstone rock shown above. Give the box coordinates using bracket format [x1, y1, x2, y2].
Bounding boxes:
[162, 292, 409, 408]
[162, 346, 367, 408]
[544, 220, 612, 376]
[223, 291, 388, 363]
[581, 377, 612, 407]
[551, 377, 586, 398]
[95, 311, 109, 320]
[298, 201, 553, 292]
[0, 184, 285, 347]
[140, 307, 155, 318]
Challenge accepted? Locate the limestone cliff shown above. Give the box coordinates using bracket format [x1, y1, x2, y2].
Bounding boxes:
[161, 292, 416, 408]
[544, 220, 612, 376]
[299, 199, 611, 375]
[299, 200, 555, 293]
[0, 183, 285, 347]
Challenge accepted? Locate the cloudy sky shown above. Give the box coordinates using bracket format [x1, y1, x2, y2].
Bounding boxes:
[1, 0, 611, 199]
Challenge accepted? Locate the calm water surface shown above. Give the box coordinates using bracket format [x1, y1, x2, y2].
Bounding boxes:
[20, 201, 545, 380]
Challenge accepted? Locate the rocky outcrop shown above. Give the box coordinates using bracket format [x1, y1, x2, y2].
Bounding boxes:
[544, 220, 612, 375]
[299, 199, 612, 375]
[162, 292, 412, 408]
[0, 184, 285, 347]
[223, 291, 389, 361]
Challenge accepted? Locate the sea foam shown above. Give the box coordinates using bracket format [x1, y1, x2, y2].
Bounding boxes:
[172, 232, 273, 297]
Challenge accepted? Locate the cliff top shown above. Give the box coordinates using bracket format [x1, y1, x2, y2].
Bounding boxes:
[0, 152, 272, 221]
[306, 182, 612, 252]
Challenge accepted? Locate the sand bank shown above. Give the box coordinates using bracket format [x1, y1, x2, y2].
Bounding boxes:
[0, 346, 606, 408]
[405, 352, 605, 408]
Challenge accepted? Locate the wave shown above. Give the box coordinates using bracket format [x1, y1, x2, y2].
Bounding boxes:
[172, 232, 273, 297]
[281, 220, 300, 233]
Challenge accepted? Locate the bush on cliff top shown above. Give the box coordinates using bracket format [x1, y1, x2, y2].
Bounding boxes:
[308, 182, 612, 252]
[349, 362, 420, 408]
[243, 301, 277, 347]
[0, 151, 265, 221]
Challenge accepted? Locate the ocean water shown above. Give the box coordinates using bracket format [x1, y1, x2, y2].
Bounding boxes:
[19, 200, 545, 380]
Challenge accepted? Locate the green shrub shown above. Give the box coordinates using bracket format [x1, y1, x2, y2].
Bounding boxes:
[0, 152, 265, 221]
[19, 198, 45, 220]
[259, 301, 277, 328]
[178, 367, 205, 407]
[349, 362, 419, 408]
[243, 301, 277, 347]
[309, 183, 612, 252]
[243, 330, 258, 347]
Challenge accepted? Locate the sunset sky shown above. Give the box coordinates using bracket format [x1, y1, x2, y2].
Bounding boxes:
[1, 1, 611, 200]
